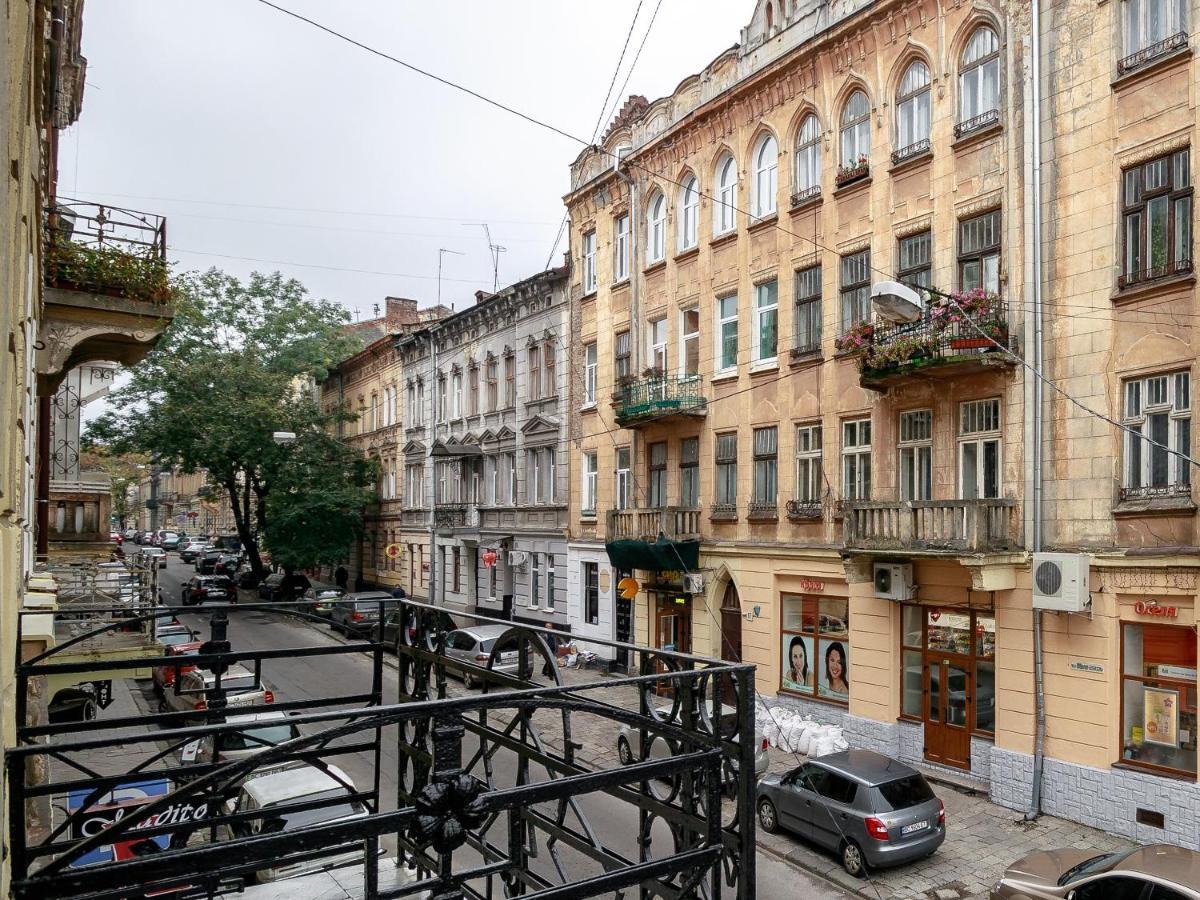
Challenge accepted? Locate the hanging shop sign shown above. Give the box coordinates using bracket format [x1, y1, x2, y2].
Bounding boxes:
[385, 543, 402, 560]
[1134, 600, 1179, 618]
[481, 549, 498, 568]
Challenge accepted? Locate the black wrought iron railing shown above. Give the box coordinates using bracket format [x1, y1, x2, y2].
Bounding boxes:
[858, 298, 1011, 379]
[953, 108, 1000, 140]
[785, 499, 823, 521]
[790, 185, 821, 208]
[432, 502, 467, 530]
[1119, 482, 1192, 502]
[891, 138, 931, 165]
[789, 341, 822, 361]
[709, 502, 737, 521]
[613, 375, 707, 427]
[1118, 31, 1188, 75]
[1118, 256, 1194, 289]
[747, 501, 778, 519]
[834, 162, 869, 187]
[10, 599, 757, 900]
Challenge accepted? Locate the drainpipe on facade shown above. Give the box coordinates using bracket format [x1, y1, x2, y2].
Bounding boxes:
[428, 328, 439, 607]
[616, 164, 640, 495]
[1026, 0, 1048, 821]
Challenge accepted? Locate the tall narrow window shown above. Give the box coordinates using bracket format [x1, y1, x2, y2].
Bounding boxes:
[753, 133, 779, 217]
[648, 318, 668, 372]
[504, 352, 516, 407]
[840, 249, 871, 332]
[584, 342, 597, 405]
[959, 26, 1000, 128]
[370, 393, 378, 431]
[1122, 372, 1191, 498]
[648, 193, 666, 262]
[754, 280, 779, 363]
[839, 90, 870, 171]
[583, 230, 597, 293]
[898, 230, 933, 294]
[415, 379, 425, 426]
[717, 294, 739, 373]
[714, 432, 739, 510]
[614, 331, 631, 381]
[647, 442, 667, 507]
[958, 211, 1001, 293]
[528, 346, 541, 401]
[895, 60, 931, 159]
[582, 451, 598, 514]
[530, 553, 541, 608]
[615, 448, 631, 510]
[543, 341, 556, 397]
[614, 213, 630, 281]
[451, 371, 463, 419]
[583, 562, 600, 625]
[680, 175, 699, 249]
[752, 426, 778, 509]
[899, 410, 933, 501]
[680, 308, 700, 377]
[545, 555, 556, 611]
[842, 418, 872, 500]
[794, 114, 822, 201]
[715, 155, 737, 235]
[437, 376, 447, 423]
[959, 399, 1001, 499]
[468, 365, 479, 416]
[486, 356, 498, 411]
[406, 382, 416, 427]
[795, 424, 823, 504]
[1121, 149, 1192, 287]
[793, 266, 822, 354]
[680, 437, 700, 507]
[1123, 0, 1188, 62]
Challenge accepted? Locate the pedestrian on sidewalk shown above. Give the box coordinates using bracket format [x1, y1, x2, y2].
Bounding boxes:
[334, 565, 349, 591]
[391, 584, 407, 600]
[541, 623, 559, 677]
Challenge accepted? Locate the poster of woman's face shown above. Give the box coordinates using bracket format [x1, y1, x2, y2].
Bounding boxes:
[819, 640, 850, 698]
[781, 635, 814, 693]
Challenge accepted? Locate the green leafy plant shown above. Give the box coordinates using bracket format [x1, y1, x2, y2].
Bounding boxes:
[834, 321, 874, 353]
[46, 237, 173, 303]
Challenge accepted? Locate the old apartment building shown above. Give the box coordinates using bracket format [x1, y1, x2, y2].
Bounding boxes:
[564, 0, 1199, 846]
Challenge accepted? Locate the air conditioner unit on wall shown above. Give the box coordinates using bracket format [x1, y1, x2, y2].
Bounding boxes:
[508, 550, 528, 570]
[1031, 552, 1090, 612]
[683, 573, 704, 594]
[873, 563, 913, 601]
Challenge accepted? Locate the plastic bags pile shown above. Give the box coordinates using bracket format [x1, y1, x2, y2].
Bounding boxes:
[757, 706, 849, 758]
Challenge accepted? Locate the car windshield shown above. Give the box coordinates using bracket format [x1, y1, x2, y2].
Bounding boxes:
[263, 789, 364, 831]
[875, 775, 935, 811]
[223, 723, 295, 751]
[158, 633, 194, 648]
[215, 674, 257, 692]
[1058, 849, 1140, 886]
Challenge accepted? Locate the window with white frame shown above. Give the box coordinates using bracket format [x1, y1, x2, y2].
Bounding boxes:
[648, 193, 666, 262]
[717, 294, 739, 373]
[795, 424, 822, 503]
[528, 346, 541, 400]
[615, 447, 631, 510]
[754, 280, 778, 363]
[451, 371, 463, 419]
[484, 456, 496, 505]
[543, 341, 556, 397]
[407, 382, 416, 427]
[615, 214, 630, 281]
[840, 91, 870, 170]
[584, 342, 597, 405]
[415, 380, 425, 426]
[795, 114, 821, 198]
[583, 230, 597, 293]
[546, 555, 556, 611]
[895, 60, 931, 155]
[842, 418, 872, 500]
[715, 155, 737, 235]
[753, 426, 778, 507]
[504, 352, 516, 407]
[486, 357, 498, 411]
[1123, 0, 1187, 60]
[530, 552, 541, 608]
[583, 562, 600, 625]
[508, 451, 518, 503]
[680, 437, 700, 507]
[681, 308, 700, 377]
[959, 26, 1000, 126]
[583, 451, 598, 514]
[899, 410, 933, 501]
[753, 133, 779, 217]
[794, 266, 822, 353]
[1122, 372, 1192, 497]
[958, 399, 1001, 499]
[648, 318, 668, 372]
[370, 393, 378, 431]
[437, 376, 447, 423]
[715, 432, 738, 508]
[468, 366, 479, 416]
[840, 249, 871, 332]
[680, 175, 699, 249]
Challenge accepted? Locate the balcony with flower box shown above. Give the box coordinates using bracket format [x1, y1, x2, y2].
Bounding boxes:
[612, 372, 707, 429]
[840, 291, 1017, 391]
[834, 158, 870, 190]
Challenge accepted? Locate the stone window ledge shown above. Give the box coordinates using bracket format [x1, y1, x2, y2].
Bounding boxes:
[1112, 272, 1196, 305]
[1112, 45, 1192, 91]
[952, 120, 1002, 151]
[1112, 496, 1197, 518]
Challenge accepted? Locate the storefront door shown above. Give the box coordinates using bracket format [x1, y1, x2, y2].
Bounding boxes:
[925, 655, 972, 768]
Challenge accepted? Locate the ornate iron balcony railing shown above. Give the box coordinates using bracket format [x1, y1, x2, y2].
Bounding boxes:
[953, 108, 1000, 139]
[613, 375, 707, 427]
[785, 499, 823, 521]
[1118, 31, 1188, 75]
[1118, 482, 1192, 502]
[1117, 256, 1194, 289]
[891, 138, 931, 166]
[789, 185, 821, 208]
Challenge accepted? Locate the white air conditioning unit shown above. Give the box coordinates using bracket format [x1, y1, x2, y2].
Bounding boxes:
[873, 563, 913, 601]
[1032, 552, 1090, 612]
[683, 573, 704, 594]
[508, 550, 528, 570]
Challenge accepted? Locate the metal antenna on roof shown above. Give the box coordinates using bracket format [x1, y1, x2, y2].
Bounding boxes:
[481, 224, 506, 292]
[437, 248, 464, 307]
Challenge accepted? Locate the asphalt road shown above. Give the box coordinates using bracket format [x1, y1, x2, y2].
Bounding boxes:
[155, 556, 851, 898]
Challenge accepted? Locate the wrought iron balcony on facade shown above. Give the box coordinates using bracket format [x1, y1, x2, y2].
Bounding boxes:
[1118, 31, 1188, 75]
[790, 186, 821, 209]
[785, 499, 823, 521]
[606, 506, 702, 541]
[842, 498, 1017, 553]
[1117, 256, 1193, 290]
[891, 138, 931, 166]
[953, 108, 1000, 140]
[1118, 481, 1193, 503]
[612, 375, 707, 428]
[433, 502, 467, 532]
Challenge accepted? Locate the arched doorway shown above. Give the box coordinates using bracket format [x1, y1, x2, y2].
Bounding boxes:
[720, 582, 743, 664]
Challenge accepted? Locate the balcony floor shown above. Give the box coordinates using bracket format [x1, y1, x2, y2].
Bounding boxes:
[860, 350, 1016, 392]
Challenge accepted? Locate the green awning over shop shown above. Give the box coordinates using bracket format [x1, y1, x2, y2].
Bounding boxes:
[604, 537, 700, 572]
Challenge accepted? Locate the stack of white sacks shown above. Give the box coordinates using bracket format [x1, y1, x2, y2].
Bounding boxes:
[757, 706, 850, 758]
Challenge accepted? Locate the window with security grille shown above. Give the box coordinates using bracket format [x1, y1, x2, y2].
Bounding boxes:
[1122, 371, 1191, 497]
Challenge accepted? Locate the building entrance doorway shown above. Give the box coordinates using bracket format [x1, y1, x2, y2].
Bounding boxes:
[719, 582, 742, 663]
[924, 654, 972, 768]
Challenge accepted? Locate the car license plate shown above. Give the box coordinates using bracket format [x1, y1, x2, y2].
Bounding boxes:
[501, 652, 517, 664]
[901, 820, 927, 835]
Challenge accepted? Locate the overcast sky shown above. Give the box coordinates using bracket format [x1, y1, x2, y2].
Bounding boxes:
[65, 1, 751, 324]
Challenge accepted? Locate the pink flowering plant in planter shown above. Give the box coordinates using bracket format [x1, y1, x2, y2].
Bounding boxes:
[834, 320, 874, 353]
[836, 155, 871, 182]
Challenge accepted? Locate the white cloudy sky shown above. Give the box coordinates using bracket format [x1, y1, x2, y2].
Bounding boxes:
[65, 0, 751, 322]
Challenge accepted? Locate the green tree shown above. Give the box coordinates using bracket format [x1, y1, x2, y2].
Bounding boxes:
[87, 268, 366, 578]
[79, 446, 148, 529]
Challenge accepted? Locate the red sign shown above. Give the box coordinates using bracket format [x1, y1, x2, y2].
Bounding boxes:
[1134, 600, 1179, 618]
[482, 549, 498, 568]
[798, 578, 824, 592]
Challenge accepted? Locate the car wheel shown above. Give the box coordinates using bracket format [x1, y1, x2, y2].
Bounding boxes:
[617, 736, 633, 766]
[840, 840, 866, 878]
[78, 697, 98, 721]
[757, 799, 779, 834]
[463, 670, 477, 690]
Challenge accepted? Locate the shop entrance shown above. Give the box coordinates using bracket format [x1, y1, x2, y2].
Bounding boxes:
[719, 582, 742, 663]
[656, 595, 692, 655]
[925, 655, 972, 768]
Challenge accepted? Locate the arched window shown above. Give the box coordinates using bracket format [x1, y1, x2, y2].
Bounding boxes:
[959, 26, 1000, 126]
[895, 60, 931, 155]
[794, 113, 821, 197]
[766, 2, 775, 30]
[839, 90, 870, 170]
[715, 154, 737, 235]
[753, 133, 778, 217]
[679, 175, 699, 250]
[647, 192, 666, 262]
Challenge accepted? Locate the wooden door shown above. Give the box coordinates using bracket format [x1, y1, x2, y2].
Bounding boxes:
[924, 655, 972, 769]
[719, 583, 743, 663]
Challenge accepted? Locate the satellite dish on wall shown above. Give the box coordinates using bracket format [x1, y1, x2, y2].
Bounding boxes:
[870, 281, 924, 323]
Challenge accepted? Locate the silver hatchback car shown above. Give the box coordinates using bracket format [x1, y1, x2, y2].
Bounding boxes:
[757, 749, 945, 878]
[443, 625, 520, 688]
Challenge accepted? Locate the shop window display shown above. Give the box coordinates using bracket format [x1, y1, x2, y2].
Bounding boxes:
[782, 596, 849, 702]
[1121, 622, 1197, 776]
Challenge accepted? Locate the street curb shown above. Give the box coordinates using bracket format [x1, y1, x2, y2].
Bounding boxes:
[755, 838, 862, 899]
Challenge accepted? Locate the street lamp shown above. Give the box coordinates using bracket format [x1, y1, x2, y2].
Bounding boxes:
[868, 280, 925, 323]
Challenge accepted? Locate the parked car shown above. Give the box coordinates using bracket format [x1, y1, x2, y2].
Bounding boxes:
[329, 592, 396, 637]
[214, 554, 240, 578]
[180, 711, 301, 766]
[301, 587, 344, 619]
[257, 572, 286, 602]
[217, 763, 369, 882]
[436, 624, 520, 688]
[196, 550, 222, 575]
[159, 664, 273, 716]
[990, 844, 1200, 899]
[123, 527, 137, 540]
[155, 628, 198, 651]
[153, 641, 203, 693]
[109, 531, 122, 544]
[757, 750, 945, 878]
[383, 608, 457, 649]
[140, 547, 168, 569]
[49, 686, 101, 723]
[160, 532, 182, 551]
[178, 540, 210, 563]
[181, 575, 235, 605]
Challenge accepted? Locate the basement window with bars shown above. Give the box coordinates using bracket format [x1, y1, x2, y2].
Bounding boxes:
[1121, 149, 1192, 288]
[1122, 371, 1192, 500]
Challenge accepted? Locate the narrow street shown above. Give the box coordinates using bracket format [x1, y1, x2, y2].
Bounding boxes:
[154, 557, 851, 898]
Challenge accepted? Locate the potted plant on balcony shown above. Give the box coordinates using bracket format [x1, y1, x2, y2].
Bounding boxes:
[835, 155, 870, 186]
[932, 288, 1005, 350]
[865, 333, 935, 370]
[834, 320, 874, 355]
[46, 236, 172, 304]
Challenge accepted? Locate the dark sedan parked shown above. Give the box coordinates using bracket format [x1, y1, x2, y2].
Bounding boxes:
[330, 592, 396, 636]
[181, 575, 235, 606]
[196, 550, 221, 575]
[383, 608, 456, 649]
[257, 573, 286, 602]
[757, 750, 944, 878]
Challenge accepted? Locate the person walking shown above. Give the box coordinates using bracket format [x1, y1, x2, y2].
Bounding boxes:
[541, 623, 560, 678]
[334, 565, 349, 591]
